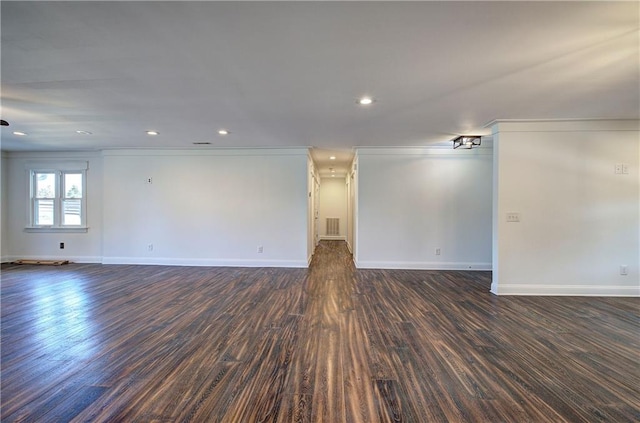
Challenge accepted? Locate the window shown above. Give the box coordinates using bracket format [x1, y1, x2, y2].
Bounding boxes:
[27, 162, 87, 230]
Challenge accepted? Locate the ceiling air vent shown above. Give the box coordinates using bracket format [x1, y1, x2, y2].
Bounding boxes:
[192, 142, 211, 145]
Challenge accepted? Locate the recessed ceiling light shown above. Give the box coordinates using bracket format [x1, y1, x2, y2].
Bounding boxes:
[329, 156, 336, 160]
[331, 174, 336, 177]
[13, 131, 26, 136]
[76, 130, 92, 135]
[357, 97, 374, 105]
[146, 130, 159, 136]
[218, 129, 230, 135]
[331, 169, 336, 173]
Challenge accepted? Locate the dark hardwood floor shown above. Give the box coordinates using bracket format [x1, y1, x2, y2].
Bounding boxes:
[1, 240, 638, 422]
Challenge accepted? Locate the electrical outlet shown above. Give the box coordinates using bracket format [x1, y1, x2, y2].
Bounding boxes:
[620, 265, 628, 276]
[146, 177, 153, 184]
[621, 163, 629, 175]
[257, 246, 263, 253]
[147, 244, 153, 252]
[614, 163, 623, 174]
[59, 242, 64, 249]
[435, 248, 441, 256]
[506, 212, 520, 222]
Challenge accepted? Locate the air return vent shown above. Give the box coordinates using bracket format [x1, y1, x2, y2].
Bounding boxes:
[326, 218, 339, 236]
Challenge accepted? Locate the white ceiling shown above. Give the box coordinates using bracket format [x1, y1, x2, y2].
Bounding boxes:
[1, 1, 638, 174]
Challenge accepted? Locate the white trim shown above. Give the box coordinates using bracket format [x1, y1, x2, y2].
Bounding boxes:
[490, 284, 640, 297]
[485, 117, 638, 125]
[26, 165, 87, 229]
[24, 227, 89, 233]
[24, 160, 88, 170]
[485, 118, 639, 132]
[355, 260, 492, 271]
[7, 151, 101, 159]
[101, 148, 310, 157]
[3, 255, 102, 264]
[102, 256, 309, 268]
[355, 145, 493, 156]
[319, 235, 346, 241]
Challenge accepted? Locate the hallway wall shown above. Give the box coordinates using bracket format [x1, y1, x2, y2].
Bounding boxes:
[319, 177, 347, 240]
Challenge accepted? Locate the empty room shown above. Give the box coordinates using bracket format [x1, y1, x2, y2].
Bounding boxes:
[1, 1, 638, 422]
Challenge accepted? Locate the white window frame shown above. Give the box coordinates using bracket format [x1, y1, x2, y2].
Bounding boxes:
[25, 161, 88, 232]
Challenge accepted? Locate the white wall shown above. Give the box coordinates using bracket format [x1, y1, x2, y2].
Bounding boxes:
[4, 151, 104, 262]
[491, 119, 639, 296]
[102, 149, 308, 267]
[355, 147, 493, 270]
[307, 154, 320, 263]
[1, 153, 8, 262]
[346, 158, 357, 254]
[319, 176, 347, 240]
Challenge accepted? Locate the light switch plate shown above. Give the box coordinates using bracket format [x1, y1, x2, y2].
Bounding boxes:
[506, 212, 520, 222]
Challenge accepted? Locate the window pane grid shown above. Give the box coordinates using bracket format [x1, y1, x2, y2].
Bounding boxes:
[35, 172, 56, 199]
[63, 199, 82, 225]
[35, 199, 54, 225]
[64, 173, 83, 199]
[30, 169, 86, 228]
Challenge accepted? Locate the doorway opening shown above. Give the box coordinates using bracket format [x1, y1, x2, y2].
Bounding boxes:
[308, 148, 356, 264]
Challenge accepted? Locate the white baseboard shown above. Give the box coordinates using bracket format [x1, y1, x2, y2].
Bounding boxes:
[490, 284, 640, 296]
[354, 260, 492, 271]
[101, 256, 309, 268]
[2, 255, 102, 264]
[319, 236, 346, 241]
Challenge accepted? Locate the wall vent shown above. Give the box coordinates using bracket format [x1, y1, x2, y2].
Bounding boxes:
[326, 218, 340, 236]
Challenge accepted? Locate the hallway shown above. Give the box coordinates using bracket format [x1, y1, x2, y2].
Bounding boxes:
[1, 241, 638, 421]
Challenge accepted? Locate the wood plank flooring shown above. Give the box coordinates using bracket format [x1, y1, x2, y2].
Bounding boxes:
[1, 240, 639, 422]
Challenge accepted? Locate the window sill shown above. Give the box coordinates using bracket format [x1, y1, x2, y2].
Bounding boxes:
[24, 227, 89, 233]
